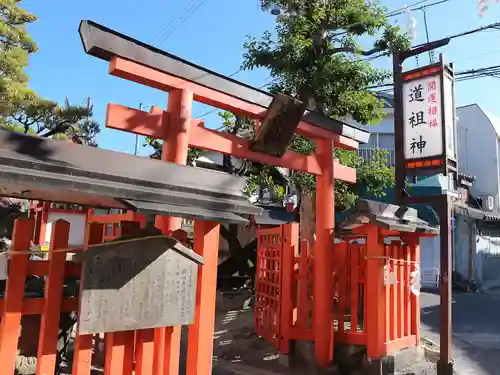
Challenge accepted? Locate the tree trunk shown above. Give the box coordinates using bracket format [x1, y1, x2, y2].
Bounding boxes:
[299, 191, 315, 253]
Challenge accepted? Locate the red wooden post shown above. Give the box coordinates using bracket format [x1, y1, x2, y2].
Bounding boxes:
[104, 221, 141, 375]
[279, 223, 298, 353]
[36, 219, 70, 375]
[156, 88, 193, 375]
[397, 243, 405, 339]
[134, 216, 155, 375]
[72, 222, 104, 375]
[404, 244, 412, 338]
[135, 329, 155, 375]
[314, 138, 335, 365]
[350, 244, 360, 333]
[365, 224, 385, 358]
[384, 244, 391, 343]
[390, 244, 397, 341]
[185, 220, 220, 375]
[407, 234, 421, 344]
[0, 218, 34, 375]
[298, 239, 309, 331]
[104, 332, 134, 375]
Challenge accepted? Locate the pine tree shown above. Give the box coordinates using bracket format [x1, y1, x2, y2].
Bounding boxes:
[0, 0, 38, 117]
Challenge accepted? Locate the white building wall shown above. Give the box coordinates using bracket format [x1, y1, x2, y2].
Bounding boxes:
[456, 104, 500, 207]
[44, 212, 87, 247]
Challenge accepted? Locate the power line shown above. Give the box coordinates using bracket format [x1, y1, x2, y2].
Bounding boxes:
[354, 0, 457, 62]
[155, 0, 206, 47]
[331, 0, 453, 39]
[368, 62, 500, 93]
[455, 48, 500, 63]
[153, 0, 201, 45]
[366, 21, 500, 91]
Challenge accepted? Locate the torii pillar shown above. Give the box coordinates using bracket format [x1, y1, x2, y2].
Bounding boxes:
[314, 138, 335, 365]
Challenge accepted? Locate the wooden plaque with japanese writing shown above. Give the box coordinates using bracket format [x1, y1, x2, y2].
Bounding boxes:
[76, 236, 203, 334]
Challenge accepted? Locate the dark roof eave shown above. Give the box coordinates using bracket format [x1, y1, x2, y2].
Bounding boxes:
[0, 130, 262, 224]
[78, 20, 370, 144]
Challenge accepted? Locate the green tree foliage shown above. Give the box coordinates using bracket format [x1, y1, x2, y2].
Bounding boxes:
[145, 0, 408, 210]
[240, 0, 409, 209]
[0, 0, 38, 116]
[7, 97, 100, 145]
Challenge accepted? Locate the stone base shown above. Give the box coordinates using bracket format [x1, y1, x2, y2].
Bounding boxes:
[285, 341, 426, 375]
[436, 360, 453, 375]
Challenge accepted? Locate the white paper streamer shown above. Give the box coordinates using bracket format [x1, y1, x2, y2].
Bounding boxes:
[410, 264, 421, 296]
[405, 8, 418, 41]
[384, 265, 397, 285]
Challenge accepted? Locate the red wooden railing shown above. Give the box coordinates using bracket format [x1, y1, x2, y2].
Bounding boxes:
[0, 214, 220, 375]
[255, 224, 423, 360]
[87, 209, 146, 241]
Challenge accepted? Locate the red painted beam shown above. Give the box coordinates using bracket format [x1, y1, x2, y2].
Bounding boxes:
[106, 104, 357, 183]
[108, 57, 358, 150]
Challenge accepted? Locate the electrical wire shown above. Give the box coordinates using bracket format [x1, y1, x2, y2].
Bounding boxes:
[367, 63, 500, 94]
[154, 0, 207, 47]
[330, 0, 453, 39]
[153, 0, 199, 45]
[344, 0, 456, 63]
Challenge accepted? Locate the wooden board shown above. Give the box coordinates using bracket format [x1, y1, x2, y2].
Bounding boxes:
[77, 236, 202, 334]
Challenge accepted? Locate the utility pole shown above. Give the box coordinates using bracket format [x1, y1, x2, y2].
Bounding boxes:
[134, 103, 143, 156]
[419, 6, 434, 63]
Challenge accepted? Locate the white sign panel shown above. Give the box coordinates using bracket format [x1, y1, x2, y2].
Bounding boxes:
[403, 75, 443, 159]
[443, 75, 456, 159]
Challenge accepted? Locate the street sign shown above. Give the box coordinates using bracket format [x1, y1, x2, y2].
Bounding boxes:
[403, 73, 443, 159]
[399, 56, 457, 175]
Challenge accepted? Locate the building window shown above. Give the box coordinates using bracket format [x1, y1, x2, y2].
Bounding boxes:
[378, 134, 395, 149]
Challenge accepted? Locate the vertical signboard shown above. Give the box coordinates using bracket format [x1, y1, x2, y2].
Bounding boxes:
[403, 70, 443, 160]
[400, 56, 457, 174]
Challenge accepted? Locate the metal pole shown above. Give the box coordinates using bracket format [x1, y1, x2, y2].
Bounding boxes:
[393, 50, 405, 204]
[419, 7, 434, 63]
[134, 103, 143, 156]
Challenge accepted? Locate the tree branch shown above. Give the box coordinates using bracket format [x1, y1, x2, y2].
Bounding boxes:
[331, 45, 383, 56]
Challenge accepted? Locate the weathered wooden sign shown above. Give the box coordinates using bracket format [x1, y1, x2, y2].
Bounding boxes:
[251, 93, 307, 157]
[76, 236, 203, 334]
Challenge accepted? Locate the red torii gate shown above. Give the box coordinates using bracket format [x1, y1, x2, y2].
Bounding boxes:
[79, 20, 368, 372]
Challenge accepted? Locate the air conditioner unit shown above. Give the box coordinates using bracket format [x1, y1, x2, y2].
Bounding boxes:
[480, 195, 495, 212]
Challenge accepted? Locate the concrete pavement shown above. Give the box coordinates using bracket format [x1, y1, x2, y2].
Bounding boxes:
[420, 291, 500, 375]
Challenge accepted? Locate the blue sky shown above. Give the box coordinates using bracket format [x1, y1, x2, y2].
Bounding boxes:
[23, 0, 500, 155]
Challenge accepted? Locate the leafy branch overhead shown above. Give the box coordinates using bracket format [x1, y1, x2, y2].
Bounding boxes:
[145, 0, 406, 211]
[245, 0, 410, 123]
[241, 0, 406, 209]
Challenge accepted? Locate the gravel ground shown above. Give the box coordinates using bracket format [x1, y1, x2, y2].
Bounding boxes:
[60, 290, 500, 375]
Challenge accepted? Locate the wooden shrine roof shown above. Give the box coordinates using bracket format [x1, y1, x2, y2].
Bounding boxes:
[337, 199, 439, 234]
[0, 130, 261, 224]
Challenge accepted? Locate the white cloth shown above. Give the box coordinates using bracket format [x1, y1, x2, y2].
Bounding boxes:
[410, 264, 421, 296]
[384, 265, 397, 285]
